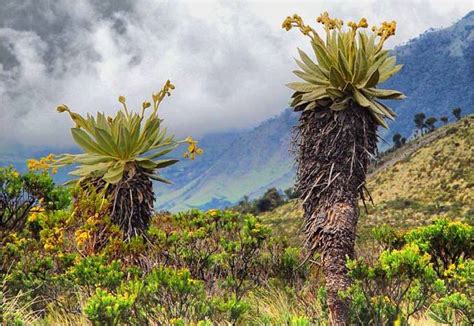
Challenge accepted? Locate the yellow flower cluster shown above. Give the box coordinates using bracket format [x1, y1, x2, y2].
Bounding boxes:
[27, 154, 58, 174]
[152, 79, 176, 112]
[281, 14, 319, 40]
[316, 12, 343, 30]
[207, 209, 218, 216]
[75, 229, 92, 247]
[372, 20, 397, 38]
[347, 18, 368, 31]
[29, 205, 46, 223]
[7, 232, 27, 246]
[31, 205, 45, 213]
[183, 136, 203, 160]
[43, 226, 64, 251]
[283, 12, 397, 53]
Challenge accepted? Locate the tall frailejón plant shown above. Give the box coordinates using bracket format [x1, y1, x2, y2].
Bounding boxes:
[282, 13, 405, 324]
[53, 80, 202, 239]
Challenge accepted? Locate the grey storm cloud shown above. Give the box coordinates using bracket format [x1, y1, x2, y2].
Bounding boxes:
[0, 0, 472, 153]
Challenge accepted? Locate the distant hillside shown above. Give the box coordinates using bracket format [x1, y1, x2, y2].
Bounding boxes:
[260, 115, 474, 244]
[155, 110, 297, 211]
[156, 11, 474, 211]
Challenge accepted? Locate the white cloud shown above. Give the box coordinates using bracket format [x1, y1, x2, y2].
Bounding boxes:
[0, 0, 472, 153]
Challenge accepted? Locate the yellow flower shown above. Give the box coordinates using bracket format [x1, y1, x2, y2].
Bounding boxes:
[282, 16, 293, 30]
[44, 243, 55, 251]
[56, 104, 69, 113]
[118, 96, 126, 103]
[75, 230, 91, 246]
[28, 212, 38, 222]
[183, 136, 203, 160]
[358, 18, 368, 28]
[12, 171, 19, 178]
[142, 101, 151, 109]
[184, 136, 195, 143]
[166, 79, 175, 90]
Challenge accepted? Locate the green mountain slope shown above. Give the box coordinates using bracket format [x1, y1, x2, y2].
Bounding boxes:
[155, 110, 296, 211]
[260, 116, 474, 243]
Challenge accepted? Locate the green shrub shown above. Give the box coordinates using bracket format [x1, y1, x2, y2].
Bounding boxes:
[0, 166, 70, 238]
[84, 288, 135, 326]
[66, 256, 124, 292]
[430, 258, 474, 325]
[404, 219, 473, 277]
[147, 209, 274, 299]
[346, 243, 445, 325]
[430, 292, 473, 325]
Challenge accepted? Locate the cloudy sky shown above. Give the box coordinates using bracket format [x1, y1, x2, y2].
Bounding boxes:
[0, 0, 472, 153]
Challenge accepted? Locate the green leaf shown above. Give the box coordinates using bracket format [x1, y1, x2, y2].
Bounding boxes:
[370, 111, 389, 128]
[118, 126, 131, 159]
[363, 88, 405, 100]
[146, 173, 173, 184]
[95, 128, 119, 156]
[74, 154, 114, 165]
[293, 70, 323, 84]
[286, 82, 319, 92]
[325, 87, 345, 100]
[329, 67, 346, 88]
[69, 162, 111, 177]
[145, 145, 178, 160]
[337, 50, 352, 80]
[364, 69, 380, 88]
[330, 98, 350, 111]
[379, 64, 403, 83]
[154, 159, 179, 169]
[303, 101, 317, 111]
[311, 42, 332, 71]
[298, 48, 323, 75]
[71, 128, 106, 155]
[301, 88, 327, 101]
[373, 100, 397, 120]
[352, 88, 372, 108]
[353, 48, 368, 85]
[136, 158, 159, 170]
[102, 162, 125, 184]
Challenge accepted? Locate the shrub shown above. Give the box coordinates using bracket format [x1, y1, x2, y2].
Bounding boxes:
[0, 166, 70, 238]
[84, 288, 135, 326]
[430, 258, 474, 325]
[147, 209, 274, 299]
[346, 243, 445, 324]
[404, 219, 473, 277]
[66, 256, 124, 293]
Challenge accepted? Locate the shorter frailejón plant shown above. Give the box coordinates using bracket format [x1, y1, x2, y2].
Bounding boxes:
[53, 80, 202, 239]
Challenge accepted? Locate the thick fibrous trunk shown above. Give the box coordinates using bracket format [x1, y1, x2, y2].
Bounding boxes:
[86, 167, 155, 240]
[294, 104, 377, 325]
[109, 168, 154, 240]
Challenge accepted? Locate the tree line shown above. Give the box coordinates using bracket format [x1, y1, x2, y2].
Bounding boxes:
[392, 107, 463, 150]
